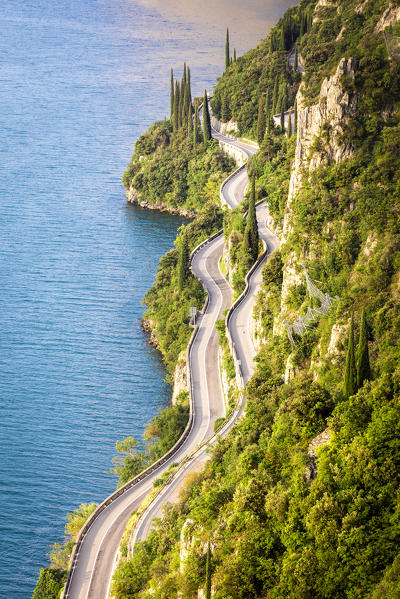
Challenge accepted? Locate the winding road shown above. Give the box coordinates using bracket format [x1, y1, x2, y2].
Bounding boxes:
[62, 123, 279, 599]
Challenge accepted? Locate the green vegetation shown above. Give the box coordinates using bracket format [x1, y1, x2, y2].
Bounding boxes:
[110, 397, 190, 487]
[31, 569, 66, 599]
[32, 503, 97, 598]
[344, 314, 356, 399]
[111, 1, 400, 597]
[225, 28, 230, 71]
[202, 91, 212, 144]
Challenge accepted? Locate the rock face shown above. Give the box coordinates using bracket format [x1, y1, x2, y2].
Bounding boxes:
[211, 115, 239, 136]
[127, 186, 196, 218]
[375, 3, 400, 32]
[277, 56, 357, 333]
[172, 351, 188, 404]
[284, 56, 357, 241]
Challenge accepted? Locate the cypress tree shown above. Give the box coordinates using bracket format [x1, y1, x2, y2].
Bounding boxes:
[205, 542, 212, 599]
[257, 95, 266, 144]
[357, 309, 371, 388]
[221, 94, 229, 122]
[187, 108, 193, 145]
[287, 114, 292, 137]
[193, 104, 199, 149]
[294, 99, 298, 135]
[203, 90, 212, 144]
[174, 80, 180, 132]
[265, 92, 271, 137]
[272, 78, 279, 116]
[281, 105, 285, 133]
[177, 233, 190, 292]
[234, 48, 237, 61]
[225, 28, 230, 70]
[182, 82, 189, 128]
[294, 46, 299, 71]
[187, 67, 192, 112]
[244, 177, 259, 263]
[344, 315, 357, 399]
[170, 68, 174, 121]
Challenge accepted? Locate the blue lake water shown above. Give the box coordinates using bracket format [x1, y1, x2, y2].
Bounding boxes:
[0, 0, 291, 596]
[0, 0, 223, 596]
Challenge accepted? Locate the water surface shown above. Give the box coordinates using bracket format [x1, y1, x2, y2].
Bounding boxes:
[0, 0, 291, 595]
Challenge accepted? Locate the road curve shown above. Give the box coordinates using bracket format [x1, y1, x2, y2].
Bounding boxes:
[63, 123, 276, 599]
[130, 147, 280, 543]
[64, 223, 233, 599]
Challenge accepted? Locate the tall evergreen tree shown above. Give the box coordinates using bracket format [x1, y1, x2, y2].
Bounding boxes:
[225, 28, 230, 70]
[344, 315, 357, 399]
[221, 94, 229, 122]
[244, 177, 259, 263]
[357, 309, 371, 389]
[187, 67, 192, 111]
[203, 91, 212, 144]
[272, 78, 279, 116]
[257, 95, 266, 144]
[177, 233, 190, 292]
[294, 99, 298, 135]
[170, 68, 174, 121]
[174, 80, 180, 132]
[281, 105, 285, 133]
[193, 104, 199, 149]
[205, 542, 212, 599]
[234, 48, 237, 61]
[265, 92, 271, 136]
[187, 108, 193, 145]
[294, 46, 299, 71]
[287, 114, 292, 137]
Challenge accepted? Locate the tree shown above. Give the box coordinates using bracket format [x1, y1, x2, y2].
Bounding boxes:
[205, 542, 212, 599]
[234, 48, 237, 62]
[294, 46, 299, 71]
[225, 28, 230, 70]
[193, 104, 199, 148]
[281, 105, 285, 133]
[177, 232, 190, 291]
[221, 94, 229, 122]
[203, 90, 212, 144]
[357, 308, 371, 388]
[265, 92, 271, 137]
[174, 80, 180, 132]
[110, 437, 146, 487]
[344, 315, 357, 399]
[257, 95, 266, 144]
[288, 113, 292, 137]
[170, 68, 174, 121]
[187, 108, 193, 146]
[294, 99, 298, 135]
[272, 78, 279, 116]
[244, 177, 259, 263]
[32, 569, 66, 599]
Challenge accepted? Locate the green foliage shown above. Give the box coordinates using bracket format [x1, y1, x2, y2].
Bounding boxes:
[344, 314, 357, 399]
[203, 91, 212, 144]
[357, 308, 371, 389]
[113, 2, 400, 597]
[177, 232, 190, 292]
[205, 541, 212, 599]
[225, 28, 230, 71]
[31, 568, 66, 599]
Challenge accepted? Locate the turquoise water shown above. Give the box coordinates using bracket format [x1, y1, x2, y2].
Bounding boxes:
[0, 1, 223, 596]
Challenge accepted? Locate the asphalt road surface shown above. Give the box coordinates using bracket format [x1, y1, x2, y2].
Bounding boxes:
[64, 127, 277, 599]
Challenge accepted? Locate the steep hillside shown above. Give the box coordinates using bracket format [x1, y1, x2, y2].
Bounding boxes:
[111, 1, 400, 598]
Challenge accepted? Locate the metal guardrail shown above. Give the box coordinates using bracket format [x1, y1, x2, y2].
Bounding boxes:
[224, 201, 271, 391]
[61, 116, 262, 599]
[60, 230, 225, 599]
